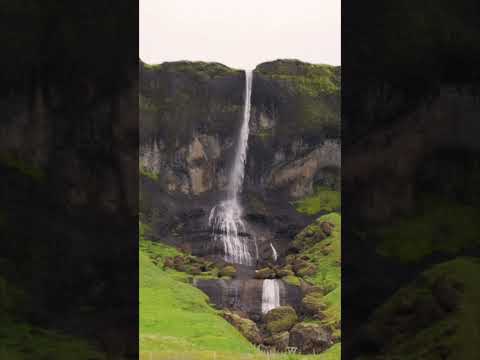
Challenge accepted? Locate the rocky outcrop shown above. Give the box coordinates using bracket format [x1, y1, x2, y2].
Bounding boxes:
[264, 331, 290, 352]
[289, 322, 333, 354]
[222, 310, 263, 345]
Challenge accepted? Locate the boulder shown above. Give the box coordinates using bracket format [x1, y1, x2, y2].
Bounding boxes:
[222, 311, 262, 345]
[264, 331, 290, 352]
[302, 292, 327, 315]
[255, 267, 276, 279]
[289, 322, 333, 354]
[163, 257, 174, 269]
[276, 266, 294, 278]
[264, 306, 298, 334]
[173, 256, 188, 272]
[295, 263, 317, 277]
[320, 221, 335, 236]
[219, 265, 237, 278]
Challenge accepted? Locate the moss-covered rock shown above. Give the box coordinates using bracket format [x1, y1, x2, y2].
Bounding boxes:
[302, 291, 327, 316]
[293, 219, 328, 251]
[276, 266, 294, 278]
[289, 322, 333, 354]
[264, 331, 290, 352]
[255, 267, 276, 279]
[264, 306, 298, 334]
[221, 310, 262, 345]
[219, 265, 237, 278]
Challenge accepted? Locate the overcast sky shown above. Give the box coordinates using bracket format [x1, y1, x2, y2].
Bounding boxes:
[140, 0, 340, 69]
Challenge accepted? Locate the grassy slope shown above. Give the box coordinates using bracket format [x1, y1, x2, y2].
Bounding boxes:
[294, 187, 341, 216]
[0, 318, 103, 360]
[140, 222, 340, 359]
[301, 213, 341, 336]
[360, 257, 480, 359]
[376, 196, 480, 263]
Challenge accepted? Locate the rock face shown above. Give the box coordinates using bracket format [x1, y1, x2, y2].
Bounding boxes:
[289, 322, 333, 354]
[195, 279, 302, 321]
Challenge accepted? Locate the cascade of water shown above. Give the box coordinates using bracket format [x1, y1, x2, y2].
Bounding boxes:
[209, 70, 254, 265]
[261, 279, 280, 314]
[270, 243, 278, 262]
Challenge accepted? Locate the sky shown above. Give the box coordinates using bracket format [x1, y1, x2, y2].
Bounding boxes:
[139, 0, 340, 69]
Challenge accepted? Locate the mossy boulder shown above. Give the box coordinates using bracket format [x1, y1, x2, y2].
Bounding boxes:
[255, 267, 276, 279]
[222, 311, 262, 345]
[264, 331, 290, 352]
[276, 266, 294, 278]
[289, 322, 333, 354]
[293, 221, 327, 251]
[302, 292, 327, 316]
[264, 306, 298, 334]
[219, 265, 237, 278]
[283, 275, 302, 287]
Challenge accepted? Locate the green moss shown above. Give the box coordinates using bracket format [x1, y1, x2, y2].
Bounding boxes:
[283, 275, 301, 286]
[294, 186, 341, 215]
[360, 258, 480, 359]
[140, 165, 159, 181]
[376, 196, 480, 263]
[143, 61, 242, 79]
[0, 152, 46, 182]
[264, 306, 298, 334]
[0, 320, 103, 360]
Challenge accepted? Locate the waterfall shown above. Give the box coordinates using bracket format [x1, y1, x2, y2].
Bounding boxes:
[209, 70, 254, 265]
[270, 243, 278, 262]
[261, 279, 280, 314]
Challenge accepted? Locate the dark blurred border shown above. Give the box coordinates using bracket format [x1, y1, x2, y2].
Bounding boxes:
[342, 0, 480, 358]
[1, 1, 138, 358]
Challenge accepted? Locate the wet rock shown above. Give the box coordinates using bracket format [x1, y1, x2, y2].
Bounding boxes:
[222, 310, 262, 345]
[264, 306, 298, 334]
[255, 267, 276, 279]
[302, 292, 327, 316]
[219, 265, 237, 278]
[264, 331, 290, 352]
[289, 322, 333, 354]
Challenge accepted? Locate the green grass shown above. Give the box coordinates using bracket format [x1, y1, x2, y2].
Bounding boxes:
[299, 213, 341, 333]
[294, 187, 340, 216]
[0, 152, 45, 182]
[0, 320, 103, 360]
[140, 248, 256, 353]
[360, 257, 480, 359]
[376, 197, 480, 263]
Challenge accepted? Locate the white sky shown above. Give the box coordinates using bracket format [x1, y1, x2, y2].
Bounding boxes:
[140, 0, 341, 69]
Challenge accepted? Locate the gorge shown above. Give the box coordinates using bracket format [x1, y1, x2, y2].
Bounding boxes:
[139, 59, 341, 357]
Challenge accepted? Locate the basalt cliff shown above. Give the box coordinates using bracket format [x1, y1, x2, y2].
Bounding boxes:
[139, 59, 341, 355]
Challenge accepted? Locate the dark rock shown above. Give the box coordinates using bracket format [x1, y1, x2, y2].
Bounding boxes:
[255, 267, 276, 279]
[264, 331, 290, 352]
[431, 277, 462, 312]
[289, 322, 333, 354]
[320, 221, 335, 236]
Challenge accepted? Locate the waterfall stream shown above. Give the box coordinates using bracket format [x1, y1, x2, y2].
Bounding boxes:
[209, 70, 254, 265]
[261, 279, 280, 314]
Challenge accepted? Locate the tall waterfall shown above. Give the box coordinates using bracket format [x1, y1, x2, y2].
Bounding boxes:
[261, 279, 280, 314]
[209, 70, 254, 265]
[270, 243, 278, 262]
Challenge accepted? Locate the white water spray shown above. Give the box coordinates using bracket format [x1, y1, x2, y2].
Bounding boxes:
[209, 70, 254, 265]
[261, 279, 280, 314]
[270, 243, 278, 262]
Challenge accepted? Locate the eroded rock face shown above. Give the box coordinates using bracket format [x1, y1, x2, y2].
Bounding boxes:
[195, 279, 302, 321]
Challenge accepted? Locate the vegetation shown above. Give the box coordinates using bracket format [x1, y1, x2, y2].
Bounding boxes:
[0, 152, 45, 182]
[376, 196, 480, 263]
[143, 61, 243, 79]
[294, 186, 341, 216]
[359, 258, 480, 359]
